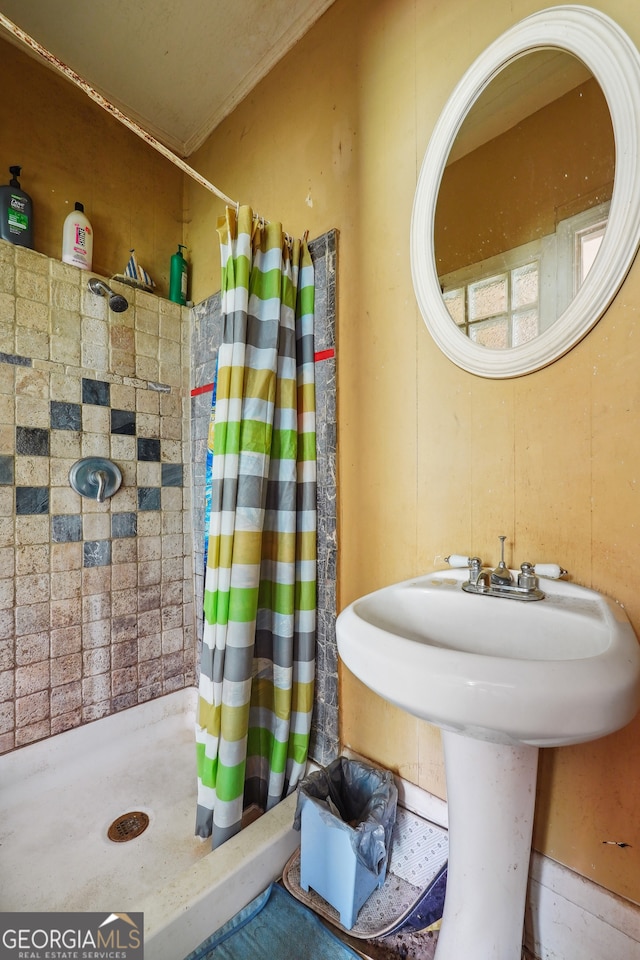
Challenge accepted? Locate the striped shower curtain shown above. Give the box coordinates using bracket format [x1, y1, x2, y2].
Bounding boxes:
[195, 205, 317, 848]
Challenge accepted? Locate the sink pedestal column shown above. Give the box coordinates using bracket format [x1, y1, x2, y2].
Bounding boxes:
[435, 731, 539, 960]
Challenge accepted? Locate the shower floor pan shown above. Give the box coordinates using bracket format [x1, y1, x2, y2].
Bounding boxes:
[0, 688, 209, 912]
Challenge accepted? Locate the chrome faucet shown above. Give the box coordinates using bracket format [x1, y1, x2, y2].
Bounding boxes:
[490, 535, 513, 586]
[461, 537, 546, 602]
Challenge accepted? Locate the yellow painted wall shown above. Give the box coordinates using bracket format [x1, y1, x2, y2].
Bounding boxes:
[4, 0, 640, 907]
[187, 0, 640, 904]
[0, 38, 184, 296]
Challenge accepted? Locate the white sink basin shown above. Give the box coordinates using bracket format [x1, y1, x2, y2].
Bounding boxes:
[337, 568, 640, 747]
[337, 567, 640, 960]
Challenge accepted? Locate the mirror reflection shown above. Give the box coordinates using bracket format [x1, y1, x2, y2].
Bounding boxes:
[434, 51, 615, 350]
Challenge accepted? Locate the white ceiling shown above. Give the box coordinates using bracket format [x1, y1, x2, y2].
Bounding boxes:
[0, 0, 335, 157]
[449, 51, 592, 164]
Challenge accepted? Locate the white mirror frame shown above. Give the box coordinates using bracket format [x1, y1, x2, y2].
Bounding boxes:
[411, 5, 640, 378]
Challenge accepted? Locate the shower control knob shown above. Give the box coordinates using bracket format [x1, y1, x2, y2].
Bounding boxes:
[69, 457, 122, 502]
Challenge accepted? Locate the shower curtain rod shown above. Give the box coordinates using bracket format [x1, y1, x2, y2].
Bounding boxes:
[0, 12, 238, 209]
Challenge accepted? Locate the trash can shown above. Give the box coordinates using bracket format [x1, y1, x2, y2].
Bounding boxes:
[293, 757, 398, 929]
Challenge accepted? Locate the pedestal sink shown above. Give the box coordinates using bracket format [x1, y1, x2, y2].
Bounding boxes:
[336, 568, 640, 960]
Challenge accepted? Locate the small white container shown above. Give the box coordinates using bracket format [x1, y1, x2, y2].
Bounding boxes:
[62, 201, 93, 270]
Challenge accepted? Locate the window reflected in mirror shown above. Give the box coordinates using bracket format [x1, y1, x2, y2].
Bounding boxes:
[434, 51, 614, 349]
[440, 203, 609, 347]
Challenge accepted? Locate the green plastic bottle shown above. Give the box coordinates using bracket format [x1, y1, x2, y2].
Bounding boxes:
[0, 166, 33, 248]
[169, 244, 188, 305]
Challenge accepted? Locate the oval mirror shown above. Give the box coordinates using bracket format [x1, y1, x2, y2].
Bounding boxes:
[411, 6, 640, 378]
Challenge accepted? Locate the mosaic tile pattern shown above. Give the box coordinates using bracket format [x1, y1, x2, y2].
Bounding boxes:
[137, 437, 161, 461]
[308, 230, 339, 765]
[138, 487, 161, 511]
[83, 540, 112, 568]
[190, 290, 222, 649]
[50, 401, 81, 432]
[15, 487, 49, 515]
[0, 241, 195, 753]
[16, 427, 49, 457]
[82, 377, 110, 406]
[0, 455, 13, 484]
[52, 514, 82, 542]
[111, 512, 137, 538]
[110, 409, 136, 435]
[0, 352, 30, 367]
[189, 230, 339, 766]
[162, 463, 183, 487]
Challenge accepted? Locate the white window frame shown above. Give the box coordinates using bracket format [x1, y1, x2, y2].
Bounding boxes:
[440, 202, 610, 344]
[440, 235, 556, 342]
[556, 201, 610, 317]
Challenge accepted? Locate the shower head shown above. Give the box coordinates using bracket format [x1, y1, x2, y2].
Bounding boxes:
[87, 277, 129, 313]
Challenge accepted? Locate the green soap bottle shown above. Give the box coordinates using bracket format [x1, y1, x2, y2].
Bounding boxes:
[169, 243, 188, 304]
[0, 166, 33, 248]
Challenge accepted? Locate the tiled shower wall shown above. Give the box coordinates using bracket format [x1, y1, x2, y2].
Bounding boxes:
[190, 230, 339, 765]
[0, 241, 195, 753]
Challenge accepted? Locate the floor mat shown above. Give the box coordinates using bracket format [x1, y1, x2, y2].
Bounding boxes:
[283, 806, 448, 939]
[183, 882, 362, 960]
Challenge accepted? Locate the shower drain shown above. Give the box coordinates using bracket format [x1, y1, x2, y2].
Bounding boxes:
[107, 811, 150, 843]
